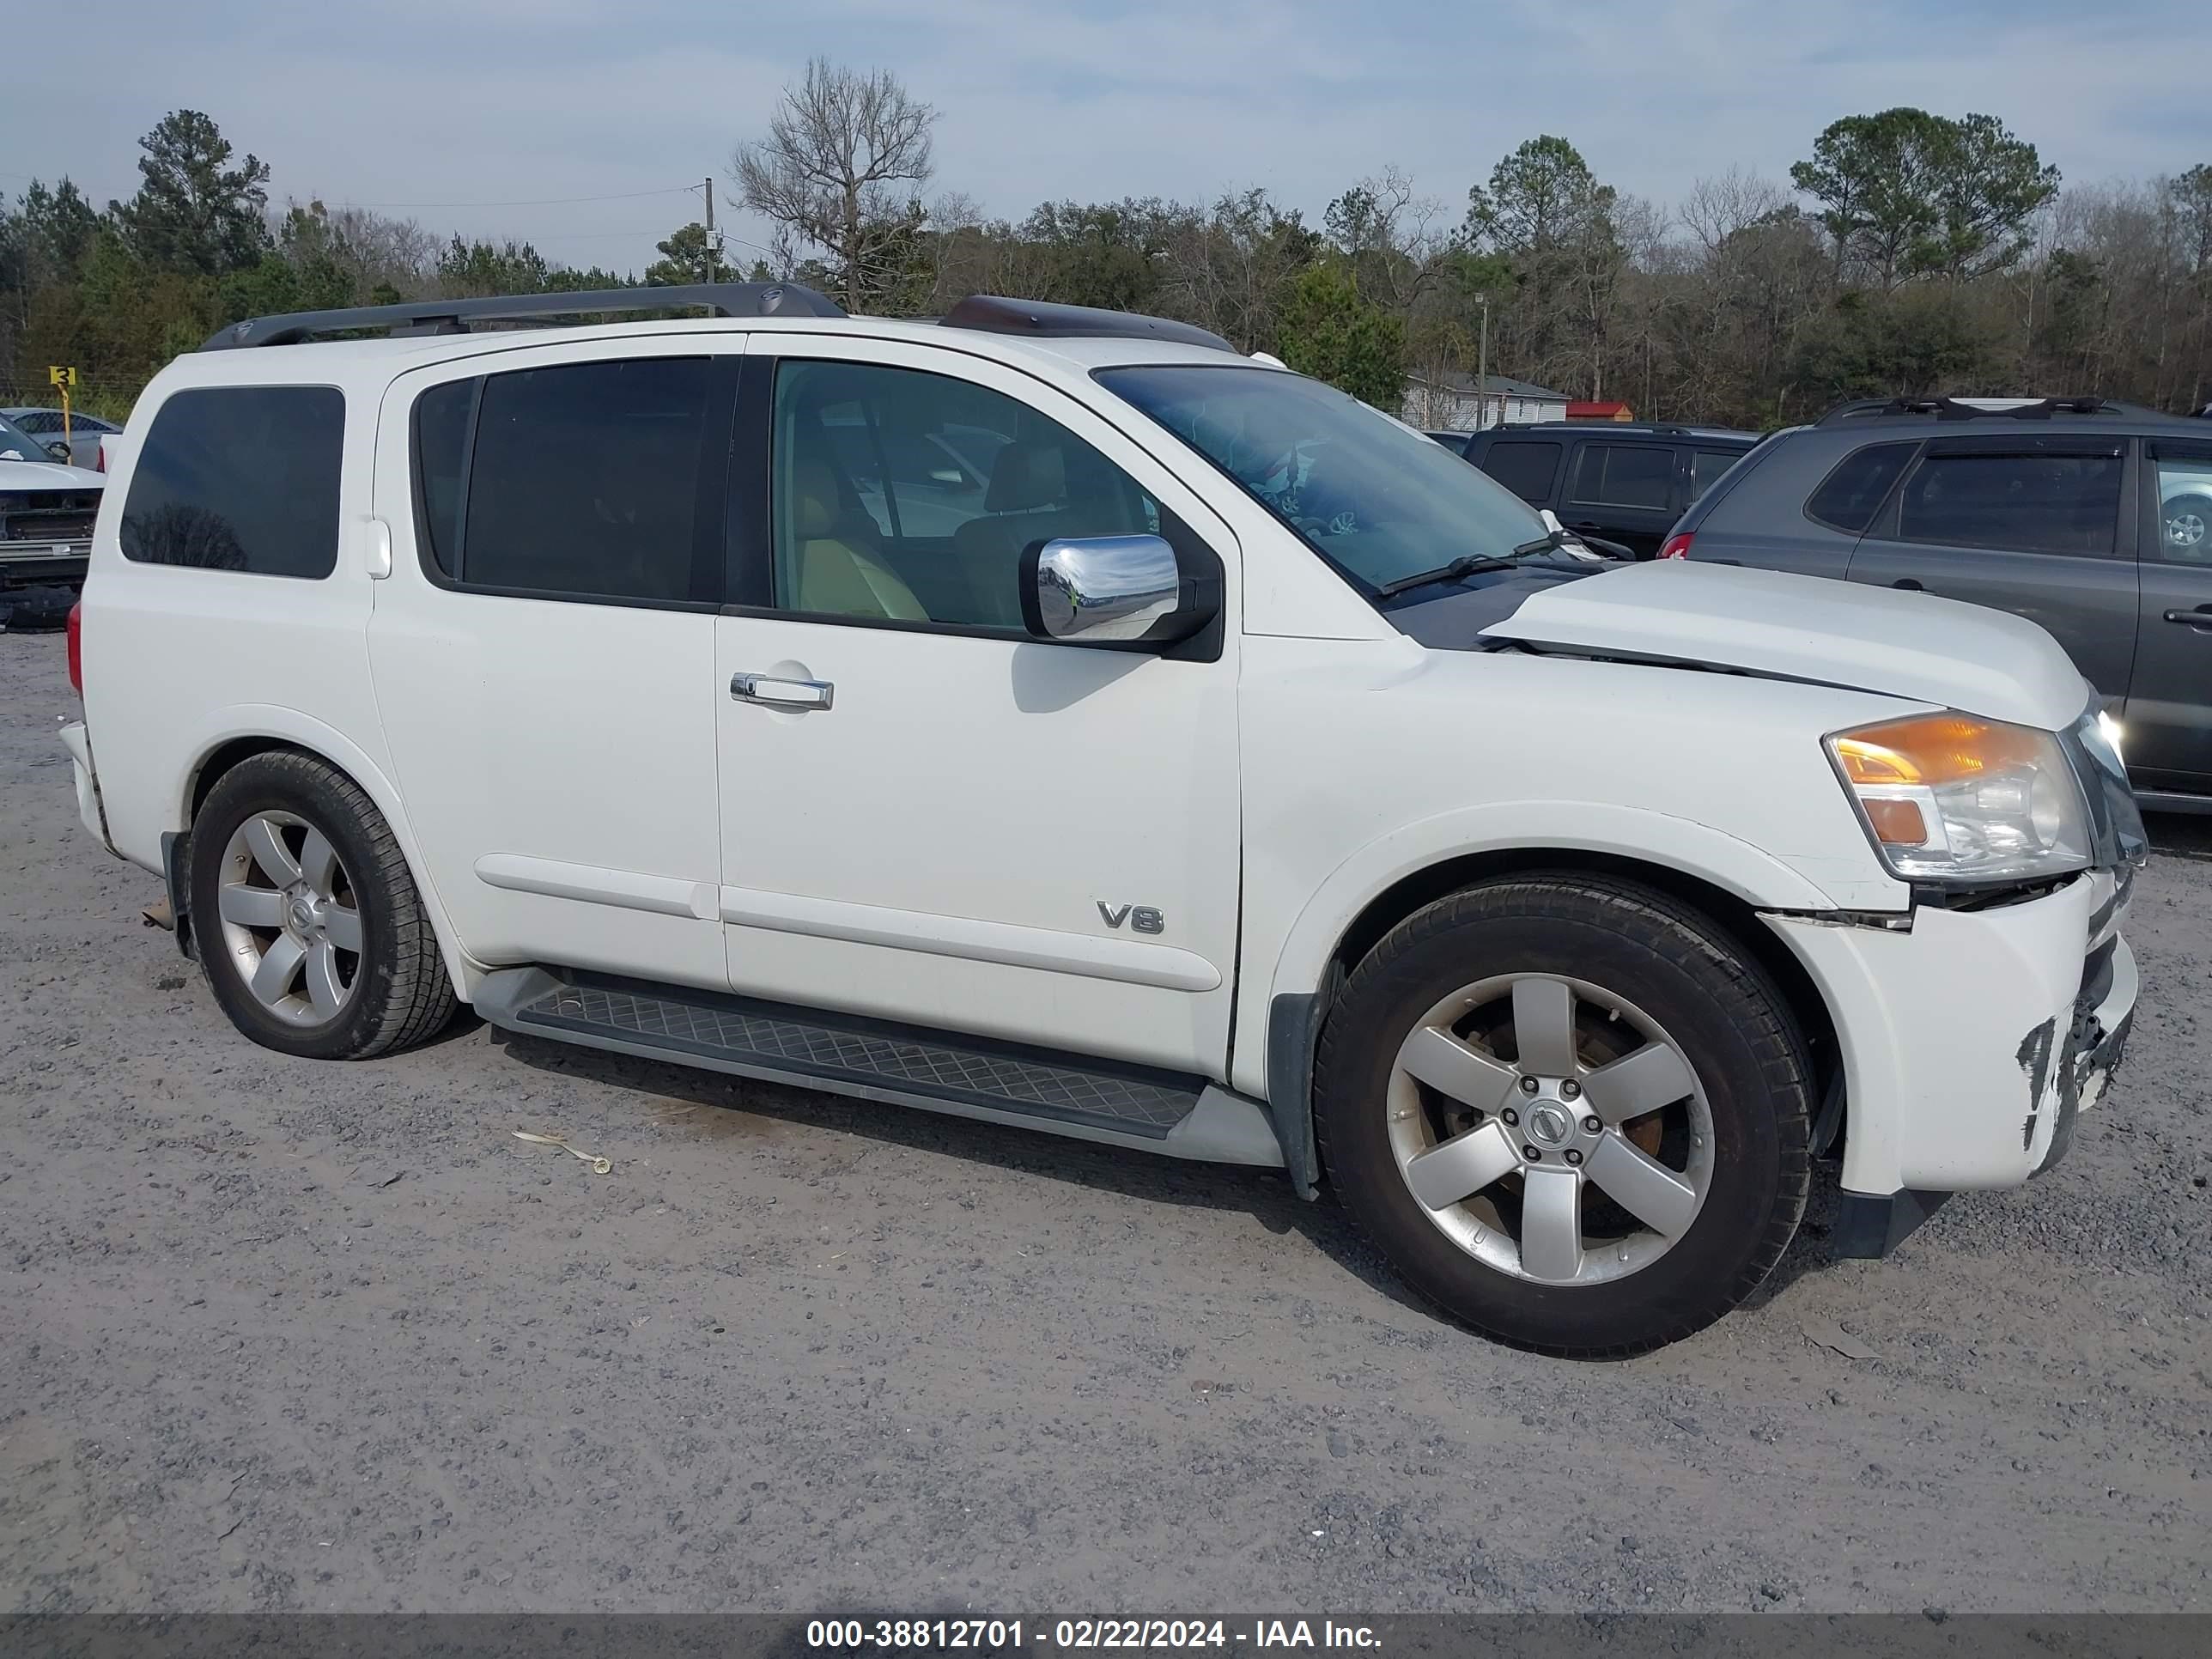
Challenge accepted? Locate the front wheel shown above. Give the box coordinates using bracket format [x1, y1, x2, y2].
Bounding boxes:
[190, 751, 457, 1060]
[1315, 874, 1812, 1357]
[2163, 493, 2212, 560]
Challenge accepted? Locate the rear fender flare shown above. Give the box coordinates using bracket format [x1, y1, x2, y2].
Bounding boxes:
[174, 706, 475, 996]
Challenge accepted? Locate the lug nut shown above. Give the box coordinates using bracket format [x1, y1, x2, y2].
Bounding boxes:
[1560, 1079, 1581, 1100]
[1501, 1108, 1519, 1127]
[1564, 1148, 1583, 1166]
[1522, 1146, 1542, 1162]
[1519, 1075, 1540, 1095]
[1582, 1115, 1602, 1133]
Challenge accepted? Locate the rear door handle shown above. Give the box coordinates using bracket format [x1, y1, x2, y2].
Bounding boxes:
[2165, 609, 2212, 631]
[731, 672, 834, 710]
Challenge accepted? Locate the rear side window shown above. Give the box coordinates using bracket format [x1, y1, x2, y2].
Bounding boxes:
[412, 357, 721, 604]
[1688, 447, 1744, 497]
[1571, 443, 1674, 509]
[120, 386, 343, 576]
[1803, 441, 1916, 533]
[1895, 449, 2123, 556]
[1478, 440, 1563, 503]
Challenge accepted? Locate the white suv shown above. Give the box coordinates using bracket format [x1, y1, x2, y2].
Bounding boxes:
[59, 285, 2145, 1356]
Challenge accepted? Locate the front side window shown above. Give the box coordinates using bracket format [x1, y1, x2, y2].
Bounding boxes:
[2152, 449, 2212, 565]
[1571, 443, 1675, 510]
[1896, 449, 2122, 556]
[0, 412, 54, 459]
[1097, 364, 1551, 596]
[770, 360, 1159, 629]
[121, 386, 343, 575]
[1480, 439, 1563, 504]
[411, 357, 719, 603]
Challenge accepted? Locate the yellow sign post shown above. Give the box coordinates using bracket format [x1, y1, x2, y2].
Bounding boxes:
[48, 365, 78, 460]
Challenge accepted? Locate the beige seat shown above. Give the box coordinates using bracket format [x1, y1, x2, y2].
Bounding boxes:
[787, 453, 927, 621]
[950, 439, 1070, 627]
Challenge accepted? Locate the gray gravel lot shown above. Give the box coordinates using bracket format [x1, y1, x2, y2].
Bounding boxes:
[3, 630, 2209, 1615]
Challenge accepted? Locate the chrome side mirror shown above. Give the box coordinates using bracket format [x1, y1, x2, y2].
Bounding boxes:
[1020, 534, 1211, 647]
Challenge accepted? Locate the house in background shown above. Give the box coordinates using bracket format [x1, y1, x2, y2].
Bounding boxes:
[1567, 400, 1635, 422]
[1403, 372, 1571, 431]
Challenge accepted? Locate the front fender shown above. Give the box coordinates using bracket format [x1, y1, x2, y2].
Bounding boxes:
[1230, 799, 1861, 1103]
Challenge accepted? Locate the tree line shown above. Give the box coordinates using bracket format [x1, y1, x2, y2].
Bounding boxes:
[5, 75, 2209, 429]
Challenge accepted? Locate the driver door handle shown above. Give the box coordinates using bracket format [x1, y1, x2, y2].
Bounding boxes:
[731, 672, 835, 711]
[2165, 609, 2212, 631]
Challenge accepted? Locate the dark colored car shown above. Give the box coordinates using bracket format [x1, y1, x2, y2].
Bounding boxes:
[1459, 421, 1757, 557]
[1669, 396, 2212, 810]
[1424, 429, 1474, 456]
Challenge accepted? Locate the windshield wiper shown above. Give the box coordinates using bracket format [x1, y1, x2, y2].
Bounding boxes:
[1375, 556, 1521, 598]
[1511, 527, 1577, 557]
[1375, 530, 1577, 599]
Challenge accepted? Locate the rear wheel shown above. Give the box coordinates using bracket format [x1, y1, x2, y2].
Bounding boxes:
[190, 752, 456, 1060]
[1316, 874, 1812, 1357]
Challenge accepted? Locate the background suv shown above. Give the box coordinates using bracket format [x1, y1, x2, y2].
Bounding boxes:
[1670, 397, 2212, 809]
[1460, 421, 1756, 557]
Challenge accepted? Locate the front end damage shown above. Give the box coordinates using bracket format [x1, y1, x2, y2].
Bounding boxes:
[1764, 863, 2138, 1258]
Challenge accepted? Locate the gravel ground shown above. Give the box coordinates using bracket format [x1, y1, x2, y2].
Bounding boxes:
[2, 629, 2208, 1616]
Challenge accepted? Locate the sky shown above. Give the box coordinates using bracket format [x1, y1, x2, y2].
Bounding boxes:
[5, 0, 2209, 278]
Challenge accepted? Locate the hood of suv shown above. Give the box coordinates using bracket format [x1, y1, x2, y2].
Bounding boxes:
[1476, 559, 2090, 731]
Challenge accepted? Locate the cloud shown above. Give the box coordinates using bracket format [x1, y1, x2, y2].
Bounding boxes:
[6, 0, 2206, 277]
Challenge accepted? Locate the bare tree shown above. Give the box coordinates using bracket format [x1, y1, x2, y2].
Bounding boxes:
[732, 58, 937, 312]
[1679, 168, 1791, 254]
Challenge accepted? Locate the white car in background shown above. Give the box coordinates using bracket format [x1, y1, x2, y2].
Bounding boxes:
[1, 409, 104, 627]
[2, 406, 123, 472]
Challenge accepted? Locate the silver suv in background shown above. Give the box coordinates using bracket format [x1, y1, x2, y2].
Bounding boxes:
[1667, 397, 2212, 811]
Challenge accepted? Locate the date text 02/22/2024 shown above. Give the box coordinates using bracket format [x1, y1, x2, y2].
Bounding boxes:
[805, 1619, 1383, 1650]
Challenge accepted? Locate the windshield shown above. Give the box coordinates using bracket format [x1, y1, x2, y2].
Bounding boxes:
[1096, 364, 1553, 595]
[0, 413, 54, 463]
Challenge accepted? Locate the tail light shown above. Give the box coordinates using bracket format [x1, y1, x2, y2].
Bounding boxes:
[1658, 532, 1694, 560]
[67, 602, 83, 694]
[95, 439, 108, 473]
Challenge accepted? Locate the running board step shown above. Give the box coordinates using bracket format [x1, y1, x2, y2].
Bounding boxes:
[471, 967, 1283, 1168]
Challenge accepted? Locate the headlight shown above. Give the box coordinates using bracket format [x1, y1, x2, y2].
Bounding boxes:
[1826, 712, 2091, 884]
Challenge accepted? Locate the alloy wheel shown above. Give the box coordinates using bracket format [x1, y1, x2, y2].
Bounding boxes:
[1385, 973, 1714, 1285]
[214, 811, 363, 1026]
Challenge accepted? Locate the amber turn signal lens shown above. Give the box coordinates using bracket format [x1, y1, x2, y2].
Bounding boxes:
[1831, 714, 2044, 790]
[1862, 797, 1928, 846]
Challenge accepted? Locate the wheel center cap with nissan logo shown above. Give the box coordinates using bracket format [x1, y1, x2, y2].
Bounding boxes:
[1528, 1104, 1573, 1146]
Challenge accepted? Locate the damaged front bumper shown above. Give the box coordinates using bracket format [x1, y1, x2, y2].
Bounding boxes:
[1763, 866, 2137, 1257]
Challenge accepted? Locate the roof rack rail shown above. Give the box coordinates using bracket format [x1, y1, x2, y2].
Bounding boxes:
[1814, 395, 2139, 426]
[940, 295, 1237, 354]
[202, 282, 845, 350]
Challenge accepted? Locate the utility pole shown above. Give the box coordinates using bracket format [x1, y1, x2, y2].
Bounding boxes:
[1475, 295, 1491, 429]
[701, 177, 718, 283]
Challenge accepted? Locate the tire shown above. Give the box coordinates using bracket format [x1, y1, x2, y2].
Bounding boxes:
[189, 751, 457, 1060]
[2162, 493, 2212, 561]
[1315, 873, 1812, 1358]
